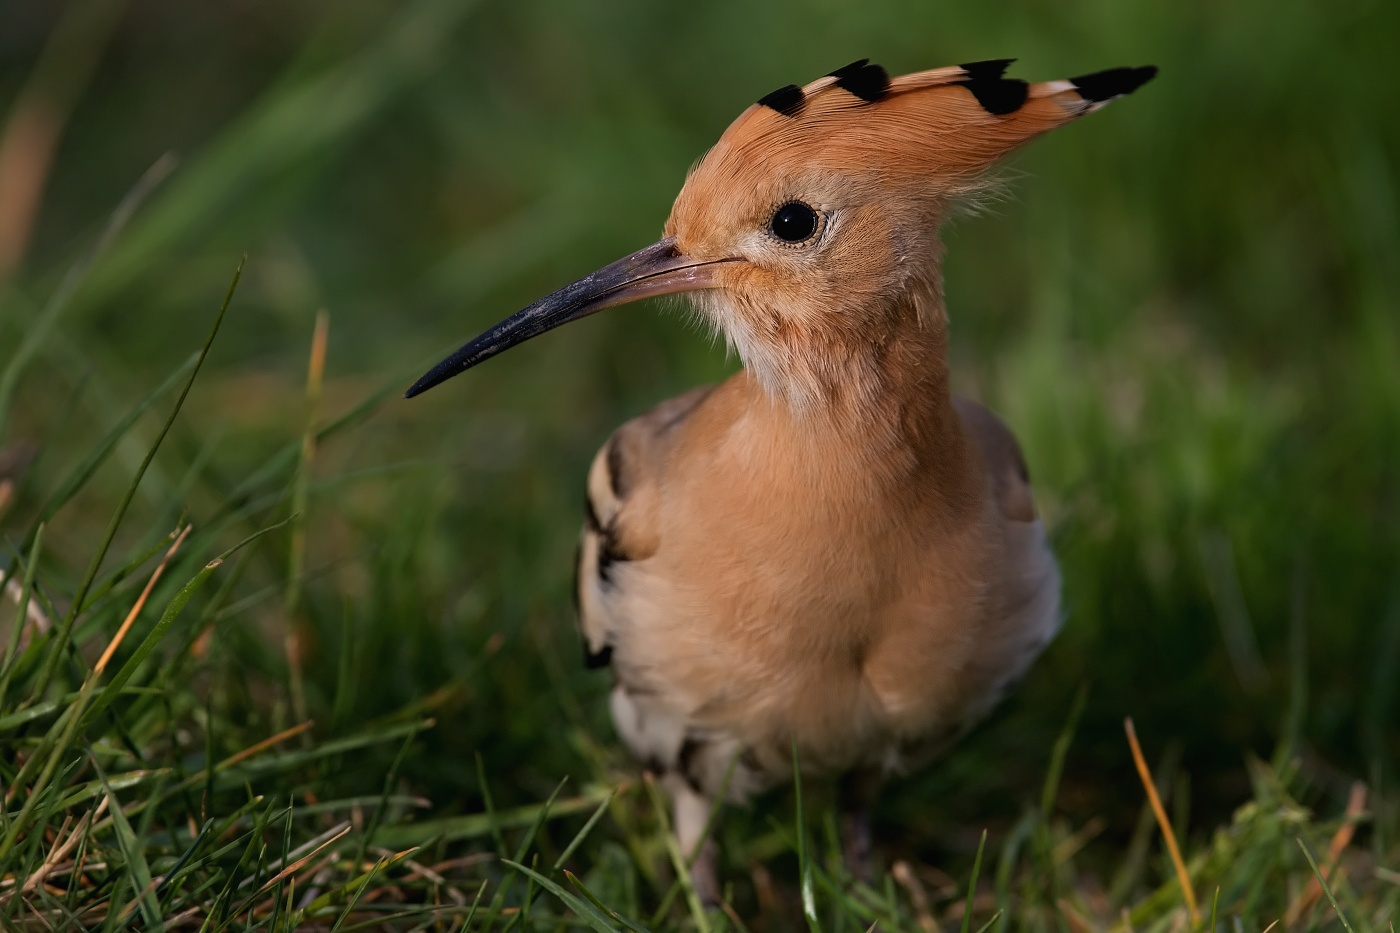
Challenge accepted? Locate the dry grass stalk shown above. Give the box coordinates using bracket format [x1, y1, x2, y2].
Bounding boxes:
[94, 524, 191, 674]
[1284, 781, 1367, 926]
[891, 859, 940, 933]
[1124, 718, 1200, 925]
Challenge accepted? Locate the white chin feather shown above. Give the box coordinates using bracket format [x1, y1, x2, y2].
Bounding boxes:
[688, 291, 825, 413]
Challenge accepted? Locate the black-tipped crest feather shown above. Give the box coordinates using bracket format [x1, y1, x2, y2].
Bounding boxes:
[758, 83, 805, 116]
[959, 59, 1016, 80]
[829, 59, 890, 103]
[1069, 65, 1158, 102]
[956, 59, 1029, 115]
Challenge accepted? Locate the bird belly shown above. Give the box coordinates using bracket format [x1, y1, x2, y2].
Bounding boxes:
[600, 523, 1031, 798]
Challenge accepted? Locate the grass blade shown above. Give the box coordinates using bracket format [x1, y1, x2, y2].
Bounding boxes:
[153, 817, 215, 906]
[501, 859, 620, 933]
[973, 910, 1005, 933]
[642, 774, 711, 933]
[483, 775, 567, 930]
[1041, 684, 1088, 819]
[95, 756, 164, 931]
[304, 845, 420, 930]
[31, 254, 244, 701]
[961, 828, 989, 933]
[566, 869, 654, 933]
[284, 309, 328, 731]
[80, 515, 294, 729]
[476, 748, 506, 856]
[0, 151, 177, 439]
[92, 524, 190, 675]
[371, 786, 612, 848]
[553, 787, 617, 871]
[354, 718, 422, 866]
[1296, 837, 1356, 933]
[29, 353, 196, 528]
[0, 523, 43, 708]
[794, 743, 818, 933]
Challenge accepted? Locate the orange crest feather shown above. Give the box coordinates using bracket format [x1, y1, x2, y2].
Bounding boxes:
[703, 59, 1156, 186]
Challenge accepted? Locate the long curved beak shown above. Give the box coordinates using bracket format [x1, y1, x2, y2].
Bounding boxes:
[405, 237, 731, 398]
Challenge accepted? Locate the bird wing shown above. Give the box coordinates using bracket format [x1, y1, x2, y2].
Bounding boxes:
[941, 395, 1061, 725]
[574, 385, 716, 668]
[951, 395, 1039, 524]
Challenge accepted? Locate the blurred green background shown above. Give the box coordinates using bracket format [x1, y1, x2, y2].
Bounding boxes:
[2, 0, 1397, 891]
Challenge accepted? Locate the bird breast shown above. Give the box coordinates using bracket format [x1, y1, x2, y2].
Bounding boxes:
[602, 380, 1008, 776]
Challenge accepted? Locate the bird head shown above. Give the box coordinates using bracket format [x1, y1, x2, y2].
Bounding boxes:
[406, 59, 1155, 402]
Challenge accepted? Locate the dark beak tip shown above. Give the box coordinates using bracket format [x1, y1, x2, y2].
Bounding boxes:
[403, 376, 439, 399]
[404, 359, 464, 399]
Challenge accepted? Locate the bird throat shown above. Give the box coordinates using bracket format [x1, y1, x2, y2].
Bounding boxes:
[722, 287, 965, 491]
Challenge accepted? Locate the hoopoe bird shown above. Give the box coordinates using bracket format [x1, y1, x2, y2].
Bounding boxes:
[408, 58, 1155, 894]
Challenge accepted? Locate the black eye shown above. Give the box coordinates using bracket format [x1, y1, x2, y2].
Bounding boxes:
[770, 201, 819, 243]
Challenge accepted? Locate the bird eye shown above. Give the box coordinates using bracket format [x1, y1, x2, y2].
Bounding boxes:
[769, 201, 819, 243]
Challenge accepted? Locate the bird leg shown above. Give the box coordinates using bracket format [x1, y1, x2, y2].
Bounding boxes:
[840, 768, 883, 882]
[665, 774, 721, 906]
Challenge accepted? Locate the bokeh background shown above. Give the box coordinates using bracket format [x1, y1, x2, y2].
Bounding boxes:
[1, 0, 1397, 916]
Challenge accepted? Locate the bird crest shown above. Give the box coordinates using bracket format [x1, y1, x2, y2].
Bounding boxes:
[697, 59, 1156, 189]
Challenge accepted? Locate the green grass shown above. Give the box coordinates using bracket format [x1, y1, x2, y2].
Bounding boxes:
[1, 0, 1397, 928]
